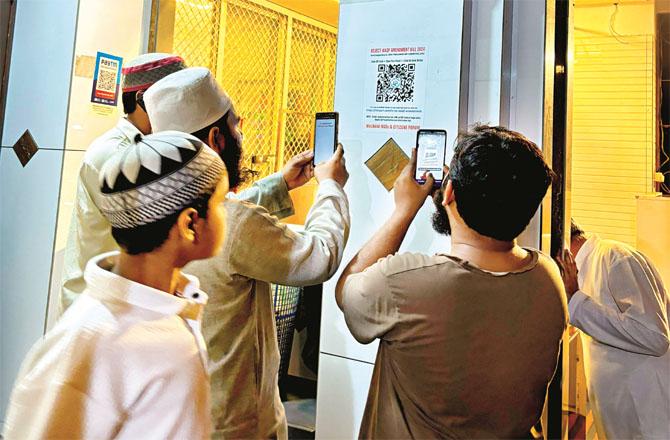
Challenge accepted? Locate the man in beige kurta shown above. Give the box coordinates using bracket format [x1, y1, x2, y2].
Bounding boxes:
[144, 68, 351, 439]
[188, 179, 349, 439]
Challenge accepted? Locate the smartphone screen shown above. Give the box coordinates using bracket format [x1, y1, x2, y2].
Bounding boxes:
[415, 129, 447, 186]
[313, 113, 338, 165]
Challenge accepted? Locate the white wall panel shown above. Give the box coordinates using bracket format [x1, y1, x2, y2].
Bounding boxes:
[468, 0, 504, 125]
[65, 0, 146, 152]
[315, 0, 551, 435]
[1, 0, 78, 151]
[0, 149, 66, 422]
[319, 0, 464, 365]
[0, 0, 79, 424]
[315, 354, 374, 439]
[507, 0, 546, 249]
[317, 0, 464, 436]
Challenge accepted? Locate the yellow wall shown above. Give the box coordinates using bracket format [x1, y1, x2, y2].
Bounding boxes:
[268, 0, 339, 27]
[637, 195, 670, 285]
[571, 1, 656, 245]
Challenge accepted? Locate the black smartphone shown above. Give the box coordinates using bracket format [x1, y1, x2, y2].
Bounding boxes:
[415, 129, 448, 187]
[313, 112, 339, 165]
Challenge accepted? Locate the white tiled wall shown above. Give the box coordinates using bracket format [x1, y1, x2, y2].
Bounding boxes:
[0, 0, 79, 423]
[0, 147, 68, 422]
[1, 3, 150, 425]
[315, 354, 374, 439]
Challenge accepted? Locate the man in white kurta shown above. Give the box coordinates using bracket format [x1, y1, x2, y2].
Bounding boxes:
[558, 223, 670, 439]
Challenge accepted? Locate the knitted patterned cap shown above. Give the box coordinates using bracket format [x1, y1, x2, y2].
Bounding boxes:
[98, 131, 226, 229]
[121, 53, 187, 93]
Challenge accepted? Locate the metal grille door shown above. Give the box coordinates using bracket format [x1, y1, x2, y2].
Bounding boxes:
[281, 20, 337, 165]
[219, 0, 287, 180]
[166, 0, 338, 186]
[173, 0, 221, 72]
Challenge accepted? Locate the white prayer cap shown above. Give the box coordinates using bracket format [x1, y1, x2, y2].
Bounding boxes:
[144, 67, 234, 135]
[98, 131, 227, 229]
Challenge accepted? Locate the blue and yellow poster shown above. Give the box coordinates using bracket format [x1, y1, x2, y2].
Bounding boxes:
[90, 52, 123, 106]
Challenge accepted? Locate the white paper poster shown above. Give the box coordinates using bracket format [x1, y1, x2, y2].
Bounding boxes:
[364, 44, 428, 131]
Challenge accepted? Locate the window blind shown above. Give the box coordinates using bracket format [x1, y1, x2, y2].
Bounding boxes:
[572, 34, 655, 245]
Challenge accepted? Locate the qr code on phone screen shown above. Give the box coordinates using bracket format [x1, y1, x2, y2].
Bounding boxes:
[376, 63, 415, 103]
[97, 69, 117, 93]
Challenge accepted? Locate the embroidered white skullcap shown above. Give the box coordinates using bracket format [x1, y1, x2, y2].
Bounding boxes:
[98, 131, 227, 229]
[144, 67, 234, 134]
[121, 53, 186, 93]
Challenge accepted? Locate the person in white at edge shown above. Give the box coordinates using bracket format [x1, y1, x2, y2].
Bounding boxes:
[60, 53, 312, 313]
[3, 131, 228, 439]
[556, 220, 670, 440]
[144, 67, 350, 439]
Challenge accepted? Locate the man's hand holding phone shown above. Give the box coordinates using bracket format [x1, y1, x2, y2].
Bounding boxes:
[393, 148, 434, 220]
[281, 150, 315, 190]
[315, 143, 349, 188]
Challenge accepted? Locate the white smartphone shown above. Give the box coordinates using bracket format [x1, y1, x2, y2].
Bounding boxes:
[313, 112, 339, 165]
[415, 129, 448, 188]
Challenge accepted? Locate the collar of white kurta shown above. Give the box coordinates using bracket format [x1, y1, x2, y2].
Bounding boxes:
[83, 251, 208, 321]
[575, 234, 600, 271]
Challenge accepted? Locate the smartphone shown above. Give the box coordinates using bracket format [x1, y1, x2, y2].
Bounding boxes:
[313, 112, 338, 165]
[415, 129, 448, 187]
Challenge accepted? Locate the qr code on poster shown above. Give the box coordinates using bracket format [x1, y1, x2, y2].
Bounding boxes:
[376, 63, 415, 103]
[97, 68, 117, 93]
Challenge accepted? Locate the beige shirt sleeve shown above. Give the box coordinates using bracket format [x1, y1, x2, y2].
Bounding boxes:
[570, 254, 670, 356]
[225, 179, 350, 286]
[228, 172, 294, 220]
[341, 257, 399, 344]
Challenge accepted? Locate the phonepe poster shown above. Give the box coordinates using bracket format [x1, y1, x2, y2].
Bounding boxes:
[364, 45, 428, 132]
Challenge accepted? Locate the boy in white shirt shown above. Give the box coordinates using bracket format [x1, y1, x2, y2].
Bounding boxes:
[2, 131, 228, 439]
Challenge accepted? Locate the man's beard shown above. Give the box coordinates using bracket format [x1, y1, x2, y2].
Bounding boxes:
[220, 131, 257, 190]
[221, 138, 243, 190]
[431, 189, 452, 236]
